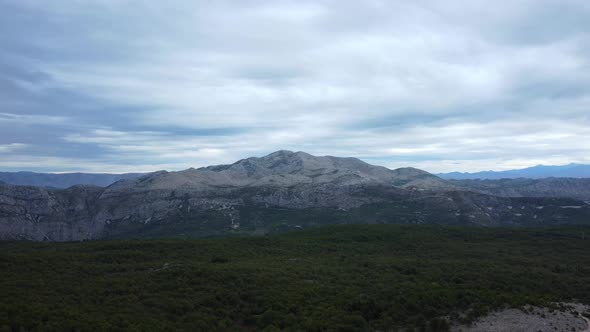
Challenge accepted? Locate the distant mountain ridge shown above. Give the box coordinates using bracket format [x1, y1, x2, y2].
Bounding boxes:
[438, 163, 590, 179]
[0, 171, 145, 188]
[449, 178, 590, 202]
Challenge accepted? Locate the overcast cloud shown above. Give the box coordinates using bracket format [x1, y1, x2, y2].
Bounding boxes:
[1, 0, 589, 173]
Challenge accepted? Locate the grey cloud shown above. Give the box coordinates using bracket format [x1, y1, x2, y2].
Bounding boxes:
[0, 0, 589, 172]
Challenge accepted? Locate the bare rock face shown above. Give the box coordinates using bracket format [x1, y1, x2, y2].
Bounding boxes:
[1, 151, 589, 241]
[0, 184, 105, 241]
[453, 304, 590, 332]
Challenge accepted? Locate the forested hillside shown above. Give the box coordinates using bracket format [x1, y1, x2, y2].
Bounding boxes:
[1, 225, 589, 331]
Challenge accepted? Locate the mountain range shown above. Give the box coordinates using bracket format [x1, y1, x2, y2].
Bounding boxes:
[0, 171, 144, 188]
[1, 150, 589, 241]
[2, 162, 589, 188]
[438, 163, 590, 179]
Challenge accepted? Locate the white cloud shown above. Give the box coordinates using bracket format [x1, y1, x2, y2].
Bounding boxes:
[0, 113, 67, 125]
[57, 114, 590, 173]
[0, 143, 29, 153]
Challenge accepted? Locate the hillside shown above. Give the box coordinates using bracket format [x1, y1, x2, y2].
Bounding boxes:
[1, 225, 589, 331]
[451, 178, 590, 202]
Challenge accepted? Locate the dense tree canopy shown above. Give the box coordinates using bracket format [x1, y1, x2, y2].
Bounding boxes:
[1, 225, 589, 331]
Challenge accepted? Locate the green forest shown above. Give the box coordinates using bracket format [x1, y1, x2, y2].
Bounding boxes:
[1, 225, 589, 331]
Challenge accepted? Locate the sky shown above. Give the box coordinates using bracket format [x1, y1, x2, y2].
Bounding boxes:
[1, 0, 589, 173]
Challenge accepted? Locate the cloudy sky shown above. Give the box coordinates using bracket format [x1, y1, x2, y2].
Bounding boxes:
[1, 0, 589, 173]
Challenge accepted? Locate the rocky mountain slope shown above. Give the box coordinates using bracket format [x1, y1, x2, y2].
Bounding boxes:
[1, 151, 589, 241]
[104, 150, 451, 192]
[0, 171, 144, 188]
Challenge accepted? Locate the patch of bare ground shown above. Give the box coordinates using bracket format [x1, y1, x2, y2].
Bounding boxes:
[453, 303, 590, 332]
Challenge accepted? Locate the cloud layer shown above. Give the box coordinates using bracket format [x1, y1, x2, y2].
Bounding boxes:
[1, 0, 589, 173]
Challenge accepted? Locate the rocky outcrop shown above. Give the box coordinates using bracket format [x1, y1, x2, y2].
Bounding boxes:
[453, 304, 590, 332]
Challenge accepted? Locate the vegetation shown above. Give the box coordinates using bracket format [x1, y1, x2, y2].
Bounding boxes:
[1, 225, 589, 331]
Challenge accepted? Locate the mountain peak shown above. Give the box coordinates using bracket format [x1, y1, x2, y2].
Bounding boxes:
[108, 150, 449, 191]
[266, 149, 311, 155]
[260, 150, 316, 161]
[264, 149, 296, 157]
